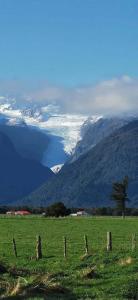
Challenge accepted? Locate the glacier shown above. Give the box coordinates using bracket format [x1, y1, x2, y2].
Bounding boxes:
[0, 97, 100, 168]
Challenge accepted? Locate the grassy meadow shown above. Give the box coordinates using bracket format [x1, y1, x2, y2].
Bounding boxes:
[0, 215, 138, 299]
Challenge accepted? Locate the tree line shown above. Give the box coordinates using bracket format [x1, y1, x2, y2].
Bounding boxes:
[0, 205, 138, 216]
[0, 176, 134, 217]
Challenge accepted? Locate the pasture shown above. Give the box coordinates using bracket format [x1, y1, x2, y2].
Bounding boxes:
[0, 216, 138, 299]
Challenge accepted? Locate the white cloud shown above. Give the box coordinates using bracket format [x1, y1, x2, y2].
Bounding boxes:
[0, 76, 138, 115]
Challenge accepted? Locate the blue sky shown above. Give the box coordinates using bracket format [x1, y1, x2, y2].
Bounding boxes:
[0, 0, 138, 86]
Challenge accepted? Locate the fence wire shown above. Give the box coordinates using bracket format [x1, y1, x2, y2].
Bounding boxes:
[0, 233, 137, 259]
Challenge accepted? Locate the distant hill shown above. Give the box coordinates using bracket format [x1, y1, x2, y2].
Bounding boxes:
[23, 120, 138, 207]
[0, 131, 54, 204]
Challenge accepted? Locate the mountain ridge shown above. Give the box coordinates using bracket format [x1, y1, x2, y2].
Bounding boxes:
[68, 117, 132, 163]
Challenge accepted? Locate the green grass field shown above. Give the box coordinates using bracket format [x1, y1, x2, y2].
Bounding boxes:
[0, 216, 138, 299]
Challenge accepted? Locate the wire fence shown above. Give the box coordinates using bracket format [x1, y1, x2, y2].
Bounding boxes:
[0, 232, 137, 260]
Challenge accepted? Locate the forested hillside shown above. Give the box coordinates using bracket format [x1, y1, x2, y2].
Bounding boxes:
[22, 120, 138, 207]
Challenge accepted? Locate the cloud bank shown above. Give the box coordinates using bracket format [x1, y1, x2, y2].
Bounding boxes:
[0, 76, 138, 115]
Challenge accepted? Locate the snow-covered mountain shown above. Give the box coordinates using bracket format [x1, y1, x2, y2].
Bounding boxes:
[0, 97, 136, 169]
[0, 97, 91, 167]
[0, 96, 136, 172]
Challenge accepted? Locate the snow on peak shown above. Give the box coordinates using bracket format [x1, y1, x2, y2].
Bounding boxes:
[0, 97, 101, 160]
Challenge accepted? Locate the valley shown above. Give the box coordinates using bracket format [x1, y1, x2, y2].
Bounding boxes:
[0, 98, 137, 209]
[24, 120, 138, 208]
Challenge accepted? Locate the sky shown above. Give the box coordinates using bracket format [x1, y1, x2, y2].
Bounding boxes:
[0, 0, 138, 114]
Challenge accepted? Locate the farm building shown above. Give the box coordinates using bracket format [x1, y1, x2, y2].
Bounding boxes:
[77, 210, 89, 216]
[70, 210, 89, 217]
[6, 210, 31, 216]
[15, 210, 31, 216]
[6, 211, 15, 215]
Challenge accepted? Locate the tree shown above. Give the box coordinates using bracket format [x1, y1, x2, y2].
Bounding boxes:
[46, 202, 70, 217]
[111, 176, 129, 218]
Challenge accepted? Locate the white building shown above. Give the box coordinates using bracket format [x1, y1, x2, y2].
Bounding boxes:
[70, 210, 89, 217]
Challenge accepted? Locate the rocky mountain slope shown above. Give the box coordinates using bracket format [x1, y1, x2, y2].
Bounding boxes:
[0, 131, 54, 204]
[22, 120, 138, 207]
[69, 117, 130, 163]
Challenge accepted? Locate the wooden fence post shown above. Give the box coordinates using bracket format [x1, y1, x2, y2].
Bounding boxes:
[36, 235, 42, 260]
[63, 236, 67, 258]
[132, 233, 136, 251]
[12, 238, 17, 258]
[107, 232, 112, 251]
[84, 235, 89, 255]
